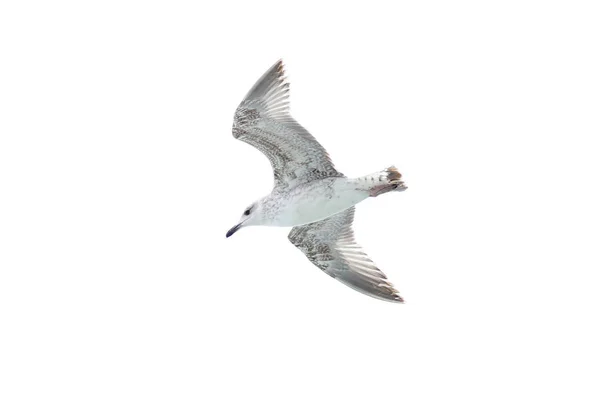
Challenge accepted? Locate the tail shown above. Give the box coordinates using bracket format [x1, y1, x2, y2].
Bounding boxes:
[355, 166, 407, 197]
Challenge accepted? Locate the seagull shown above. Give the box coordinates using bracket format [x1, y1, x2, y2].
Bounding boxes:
[226, 60, 408, 303]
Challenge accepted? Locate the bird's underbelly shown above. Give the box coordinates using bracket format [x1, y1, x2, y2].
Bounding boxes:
[272, 179, 369, 227]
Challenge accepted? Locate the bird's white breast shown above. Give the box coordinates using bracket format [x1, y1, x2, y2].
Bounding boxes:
[269, 178, 369, 227]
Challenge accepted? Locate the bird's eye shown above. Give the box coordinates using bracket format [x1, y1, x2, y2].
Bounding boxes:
[244, 209, 251, 216]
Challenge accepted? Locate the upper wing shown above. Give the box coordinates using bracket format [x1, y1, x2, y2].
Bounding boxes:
[288, 207, 403, 303]
[232, 60, 343, 190]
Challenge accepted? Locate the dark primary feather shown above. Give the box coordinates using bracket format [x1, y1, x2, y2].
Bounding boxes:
[232, 60, 343, 190]
[288, 207, 403, 303]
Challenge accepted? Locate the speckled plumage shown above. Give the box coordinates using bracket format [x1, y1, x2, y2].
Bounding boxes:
[227, 60, 407, 303]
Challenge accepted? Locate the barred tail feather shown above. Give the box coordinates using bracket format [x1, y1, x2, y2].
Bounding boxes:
[355, 166, 407, 197]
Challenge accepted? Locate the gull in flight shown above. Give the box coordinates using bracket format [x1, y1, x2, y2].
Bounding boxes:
[226, 60, 408, 303]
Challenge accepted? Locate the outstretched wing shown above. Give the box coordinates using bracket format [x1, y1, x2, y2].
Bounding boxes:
[288, 207, 403, 303]
[232, 60, 343, 190]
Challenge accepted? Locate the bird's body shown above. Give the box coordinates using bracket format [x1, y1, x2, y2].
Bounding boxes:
[226, 60, 408, 303]
[260, 177, 367, 227]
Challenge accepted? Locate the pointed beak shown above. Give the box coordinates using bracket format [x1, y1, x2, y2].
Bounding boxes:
[226, 222, 242, 238]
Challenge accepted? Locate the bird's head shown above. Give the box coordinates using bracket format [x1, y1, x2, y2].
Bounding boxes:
[226, 200, 264, 238]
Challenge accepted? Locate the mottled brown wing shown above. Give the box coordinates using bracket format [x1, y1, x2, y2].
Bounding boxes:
[288, 207, 403, 303]
[232, 60, 343, 190]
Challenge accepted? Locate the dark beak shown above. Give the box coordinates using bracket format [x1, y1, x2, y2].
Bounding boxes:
[226, 223, 242, 238]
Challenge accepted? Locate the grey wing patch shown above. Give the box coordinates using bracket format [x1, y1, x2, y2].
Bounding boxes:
[288, 207, 404, 303]
[232, 60, 343, 190]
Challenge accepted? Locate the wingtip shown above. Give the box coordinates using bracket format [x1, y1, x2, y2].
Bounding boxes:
[268, 58, 286, 80]
[369, 290, 404, 303]
[386, 290, 405, 303]
[239, 58, 291, 119]
[275, 58, 284, 70]
[274, 59, 287, 84]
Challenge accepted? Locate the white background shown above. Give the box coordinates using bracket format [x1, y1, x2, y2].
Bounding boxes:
[1, 1, 599, 393]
